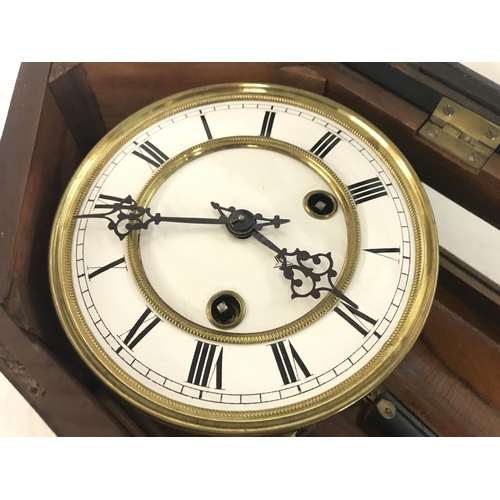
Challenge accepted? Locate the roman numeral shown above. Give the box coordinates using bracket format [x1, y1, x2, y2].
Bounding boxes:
[348, 177, 387, 205]
[187, 341, 223, 389]
[200, 114, 213, 140]
[334, 303, 379, 337]
[117, 308, 161, 352]
[364, 247, 400, 262]
[260, 111, 276, 137]
[310, 131, 341, 159]
[132, 140, 169, 169]
[270, 340, 311, 385]
[88, 257, 126, 280]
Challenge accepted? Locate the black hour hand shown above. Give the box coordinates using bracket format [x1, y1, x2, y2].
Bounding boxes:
[76, 195, 229, 240]
[75, 194, 146, 240]
[276, 248, 357, 307]
[251, 231, 357, 308]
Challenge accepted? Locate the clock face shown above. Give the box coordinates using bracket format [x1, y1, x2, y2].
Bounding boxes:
[49, 83, 438, 435]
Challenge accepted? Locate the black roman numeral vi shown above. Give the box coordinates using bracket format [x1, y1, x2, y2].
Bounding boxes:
[132, 141, 169, 169]
[310, 131, 341, 159]
[348, 177, 387, 205]
[187, 341, 223, 389]
[117, 308, 161, 352]
[270, 340, 311, 385]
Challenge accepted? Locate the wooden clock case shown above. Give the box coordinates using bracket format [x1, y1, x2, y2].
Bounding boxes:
[0, 62, 499, 436]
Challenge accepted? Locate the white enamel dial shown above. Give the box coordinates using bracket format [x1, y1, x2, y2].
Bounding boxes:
[51, 84, 437, 434]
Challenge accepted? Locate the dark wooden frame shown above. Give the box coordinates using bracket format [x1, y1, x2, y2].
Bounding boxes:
[1, 62, 499, 436]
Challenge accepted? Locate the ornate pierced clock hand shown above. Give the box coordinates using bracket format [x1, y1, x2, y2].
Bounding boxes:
[75, 195, 290, 240]
[250, 230, 358, 308]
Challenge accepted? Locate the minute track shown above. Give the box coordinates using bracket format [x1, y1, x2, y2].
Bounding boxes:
[58, 85, 432, 429]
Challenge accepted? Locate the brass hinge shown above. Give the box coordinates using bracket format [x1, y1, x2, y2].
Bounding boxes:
[418, 97, 500, 170]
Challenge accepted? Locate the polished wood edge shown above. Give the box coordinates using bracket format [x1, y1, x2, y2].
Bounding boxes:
[439, 250, 500, 336]
[277, 65, 327, 95]
[49, 62, 107, 156]
[0, 306, 132, 436]
[0, 63, 50, 302]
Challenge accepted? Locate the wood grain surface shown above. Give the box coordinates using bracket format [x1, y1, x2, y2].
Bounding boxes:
[49, 62, 108, 156]
[82, 62, 284, 130]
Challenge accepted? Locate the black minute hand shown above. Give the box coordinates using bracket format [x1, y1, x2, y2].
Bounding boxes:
[75, 195, 290, 241]
[251, 231, 358, 308]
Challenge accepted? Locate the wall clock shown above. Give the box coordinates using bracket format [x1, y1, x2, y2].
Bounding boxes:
[49, 83, 438, 436]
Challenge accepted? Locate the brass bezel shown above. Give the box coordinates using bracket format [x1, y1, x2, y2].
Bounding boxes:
[126, 135, 359, 344]
[206, 290, 246, 330]
[49, 83, 439, 436]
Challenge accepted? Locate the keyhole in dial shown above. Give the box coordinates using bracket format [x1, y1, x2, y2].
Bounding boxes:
[304, 191, 338, 219]
[207, 291, 246, 329]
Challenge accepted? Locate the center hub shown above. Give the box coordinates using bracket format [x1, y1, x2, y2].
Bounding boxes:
[227, 209, 256, 238]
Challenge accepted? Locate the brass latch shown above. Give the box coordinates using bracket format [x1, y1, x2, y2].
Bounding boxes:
[418, 97, 500, 170]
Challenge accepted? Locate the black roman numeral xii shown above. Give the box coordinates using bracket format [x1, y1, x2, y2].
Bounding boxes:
[260, 111, 276, 137]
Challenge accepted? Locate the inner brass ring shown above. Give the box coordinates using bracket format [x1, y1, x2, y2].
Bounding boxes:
[126, 136, 360, 344]
[207, 290, 246, 329]
[303, 190, 338, 219]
